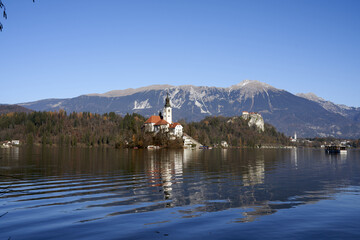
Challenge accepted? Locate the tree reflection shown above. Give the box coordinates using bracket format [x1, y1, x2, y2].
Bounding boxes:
[1, 147, 359, 224]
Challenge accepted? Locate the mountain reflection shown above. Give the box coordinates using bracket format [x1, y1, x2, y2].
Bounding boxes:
[1, 147, 359, 224]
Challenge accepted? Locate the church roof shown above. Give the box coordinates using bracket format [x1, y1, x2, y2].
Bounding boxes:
[154, 119, 169, 126]
[145, 115, 161, 124]
[169, 122, 182, 129]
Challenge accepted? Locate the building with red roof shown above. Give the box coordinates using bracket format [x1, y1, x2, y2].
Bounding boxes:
[144, 115, 162, 132]
[143, 94, 183, 138]
[154, 118, 170, 132]
[169, 122, 183, 138]
[145, 115, 161, 124]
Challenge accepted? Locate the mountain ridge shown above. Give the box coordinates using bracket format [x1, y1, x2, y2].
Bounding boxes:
[15, 80, 360, 138]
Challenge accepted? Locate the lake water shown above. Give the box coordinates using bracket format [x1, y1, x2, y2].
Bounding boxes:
[1, 147, 360, 240]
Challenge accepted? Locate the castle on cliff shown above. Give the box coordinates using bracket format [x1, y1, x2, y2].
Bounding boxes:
[241, 111, 265, 132]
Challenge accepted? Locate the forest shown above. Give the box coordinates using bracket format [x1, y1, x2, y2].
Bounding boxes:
[183, 116, 290, 147]
[0, 110, 293, 148]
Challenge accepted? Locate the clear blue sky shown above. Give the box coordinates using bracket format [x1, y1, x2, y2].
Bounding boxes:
[1, 0, 359, 107]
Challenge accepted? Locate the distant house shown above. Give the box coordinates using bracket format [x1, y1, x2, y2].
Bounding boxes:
[221, 141, 229, 148]
[169, 122, 183, 138]
[11, 140, 20, 145]
[144, 94, 183, 138]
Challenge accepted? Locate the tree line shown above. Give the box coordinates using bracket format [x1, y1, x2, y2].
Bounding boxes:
[182, 116, 290, 148]
[0, 111, 292, 148]
[0, 110, 145, 148]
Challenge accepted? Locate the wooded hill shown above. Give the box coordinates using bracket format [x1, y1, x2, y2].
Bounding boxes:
[0, 111, 290, 148]
[183, 116, 290, 147]
[0, 104, 33, 115]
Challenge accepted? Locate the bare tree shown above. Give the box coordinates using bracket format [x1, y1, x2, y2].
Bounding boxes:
[0, 0, 35, 31]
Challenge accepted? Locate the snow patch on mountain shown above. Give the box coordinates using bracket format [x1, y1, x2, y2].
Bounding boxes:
[133, 99, 152, 110]
[229, 80, 279, 104]
[230, 80, 277, 91]
[187, 87, 211, 114]
[49, 101, 63, 108]
[217, 104, 223, 113]
[168, 87, 186, 109]
[195, 100, 211, 114]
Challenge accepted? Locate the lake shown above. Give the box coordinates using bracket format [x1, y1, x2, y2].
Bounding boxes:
[1, 147, 360, 240]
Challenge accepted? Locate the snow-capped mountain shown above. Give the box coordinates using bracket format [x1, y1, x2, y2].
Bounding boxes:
[296, 93, 356, 117]
[18, 80, 360, 138]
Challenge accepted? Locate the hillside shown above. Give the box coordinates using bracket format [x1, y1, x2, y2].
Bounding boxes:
[183, 116, 290, 147]
[0, 111, 289, 148]
[0, 104, 33, 115]
[0, 111, 145, 147]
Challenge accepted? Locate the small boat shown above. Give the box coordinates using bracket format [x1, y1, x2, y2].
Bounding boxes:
[340, 146, 347, 154]
[325, 145, 340, 154]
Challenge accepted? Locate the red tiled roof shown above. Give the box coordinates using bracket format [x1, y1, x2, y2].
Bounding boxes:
[154, 119, 169, 126]
[145, 115, 161, 124]
[169, 122, 182, 129]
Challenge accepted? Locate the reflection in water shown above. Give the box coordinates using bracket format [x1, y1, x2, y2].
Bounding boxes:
[242, 151, 264, 186]
[291, 147, 298, 168]
[1, 147, 360, 239]
[146, 151, 184, 200]
[340, 152, 348, 162]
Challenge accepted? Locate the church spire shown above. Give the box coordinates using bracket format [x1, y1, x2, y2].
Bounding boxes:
[164, 93, 171, 108]
[163, 92, 172, 124]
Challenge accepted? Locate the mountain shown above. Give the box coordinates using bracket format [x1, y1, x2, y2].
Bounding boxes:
[0, 104, 33, 115]
[18, 80, 360, 138]
[296, 93, 359, 118]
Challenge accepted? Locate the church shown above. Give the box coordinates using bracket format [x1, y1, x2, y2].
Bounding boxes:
[143, 94, 183, 138]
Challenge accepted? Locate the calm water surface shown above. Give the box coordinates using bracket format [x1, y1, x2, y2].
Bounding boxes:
[1, 147, 360, 240]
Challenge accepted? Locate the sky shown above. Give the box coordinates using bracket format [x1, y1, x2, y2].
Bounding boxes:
[1, 0, 359, 107]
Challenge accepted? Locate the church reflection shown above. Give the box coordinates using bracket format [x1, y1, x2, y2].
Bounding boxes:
[142, 149, 269, 221]
[3, 147, 358, 224]
[291, 147, 298, 168]
[140, 148, 356, 223]
[145, 150, 185, 201]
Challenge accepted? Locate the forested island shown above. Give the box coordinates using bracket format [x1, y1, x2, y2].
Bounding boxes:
[1, 110, 354, 149]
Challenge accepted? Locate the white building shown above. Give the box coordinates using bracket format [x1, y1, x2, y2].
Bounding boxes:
[11, 140, 20, 145]
[221, 141, 229, 148]
[154, 118, 170, 133]
[144, 115, 161, 132]
[144, 94, 183, 138]
[169, 123, 183, 138]
[290, 132, 297, 142]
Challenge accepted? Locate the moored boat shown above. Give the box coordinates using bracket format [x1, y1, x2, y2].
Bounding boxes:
[325, 145, 340, 154]
[340, 146, 347, 154]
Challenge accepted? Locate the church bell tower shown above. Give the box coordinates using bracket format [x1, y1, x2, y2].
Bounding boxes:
[163, 93, 172, 124]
